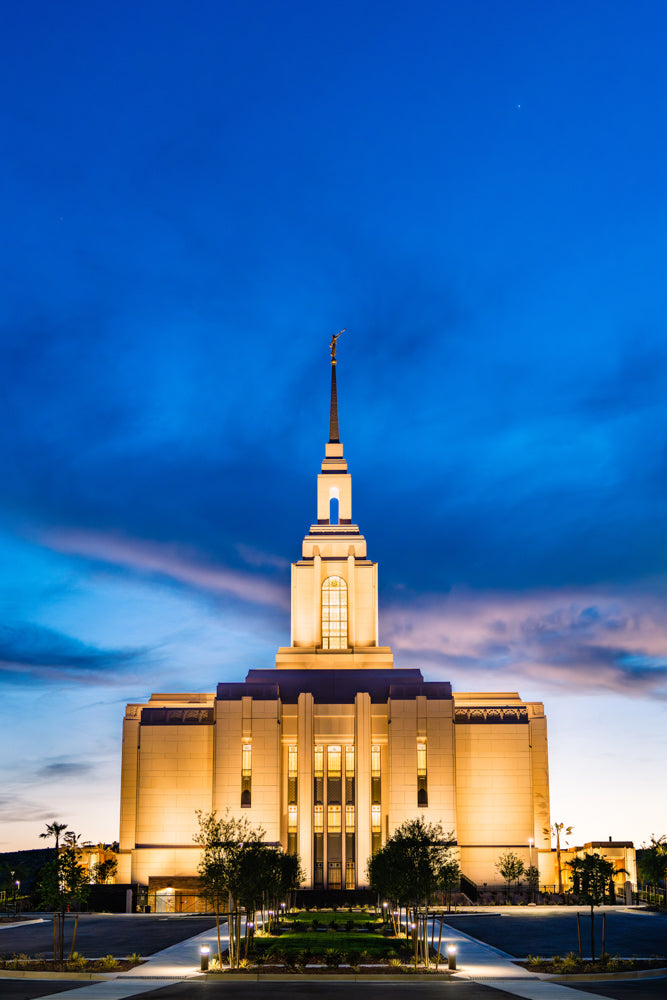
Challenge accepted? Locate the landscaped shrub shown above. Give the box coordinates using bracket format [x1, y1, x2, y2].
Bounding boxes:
[359, 949, 372, 963]
[325, 948, 342, 967]
[295, 948, 312, 967]
[127, 953, 142, 965]
[100, 955, 119, 970]
[311, 918, 320, 930]
[346, 949, 360, 968]
[345, 918, 354, 931]
[388, 956, 402, 968]
[527, 955, 542, 967]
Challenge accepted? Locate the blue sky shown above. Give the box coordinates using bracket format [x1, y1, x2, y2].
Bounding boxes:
[1, 0, 666, 853]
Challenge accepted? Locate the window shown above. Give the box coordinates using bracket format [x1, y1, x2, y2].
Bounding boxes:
[417, 742, 428, 807]
[345, 861, 355, 889]
[288, 805, 298, 833]
[328, 804, 341, 833]
[314, 805, 324, 834]
[371, 804, 381, 834]
[371, 745, 381, 778]
[328, 745, 341, 778]
[328, 861, 342, 889]
[314, 745, 324, 779]
[241, 743, 251, 807]
[321, 576, 348, 649]
[345, 804, 355, 832]
[345, 745, 355, 777]
[288, 745, 298, 778]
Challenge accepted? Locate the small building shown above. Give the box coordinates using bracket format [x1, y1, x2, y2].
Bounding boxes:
[118, 348, 552, 893]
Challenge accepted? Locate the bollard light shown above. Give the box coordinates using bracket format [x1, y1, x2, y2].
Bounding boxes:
[447, 944, 457, 971]
[200, 944, 210, 972]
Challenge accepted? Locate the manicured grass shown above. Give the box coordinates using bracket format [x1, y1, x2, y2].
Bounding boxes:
[254, 910, 411, 961]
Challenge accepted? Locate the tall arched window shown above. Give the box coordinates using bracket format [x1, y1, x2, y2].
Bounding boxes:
[321, 576, 348, 649]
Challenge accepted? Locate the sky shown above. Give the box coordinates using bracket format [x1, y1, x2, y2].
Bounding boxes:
[1, 0, 666, 856]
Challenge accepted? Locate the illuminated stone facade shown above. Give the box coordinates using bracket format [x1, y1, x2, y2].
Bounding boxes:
[118, 356, 552, 891]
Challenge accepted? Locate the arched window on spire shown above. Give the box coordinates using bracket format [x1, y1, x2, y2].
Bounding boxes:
[321, 576, 348, 649]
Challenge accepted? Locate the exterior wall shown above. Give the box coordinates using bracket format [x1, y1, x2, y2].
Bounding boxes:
[454, 693, 549, 885]
[135, 723, 213, 847]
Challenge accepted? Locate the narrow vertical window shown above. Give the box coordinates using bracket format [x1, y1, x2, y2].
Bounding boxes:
[345, 745, 355, 776]
[371, 744, 381, 809]
[328, 804, 341, 833]
[288, 745, 298, 807]
[371, 745, 381, 778]
[314, 805, 324, 833]
[345, 804, 355, 832]
[417, 741, 428, 807]
[371, 804, 381, 833]
[345, 860, 355, 889]
[321, 576, 348, 649]
[327, 745, 342, 778]
[288, 805, 298, 833]
[314, 746, 324, 778]
[241, 743, 252, 807]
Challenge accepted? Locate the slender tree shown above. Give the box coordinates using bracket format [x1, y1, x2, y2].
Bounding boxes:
[39, 822, 69, 855]
[567, 852, 615, 961]
[544, 822, 573, 894]
[638, 835, 667, 906]
[37, 845, 90, 962]
[495, 851, 525, 903]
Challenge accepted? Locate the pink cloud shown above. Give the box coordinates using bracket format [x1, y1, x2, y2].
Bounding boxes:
[42, 529, 290, 612]
[383, 585, 667, 698]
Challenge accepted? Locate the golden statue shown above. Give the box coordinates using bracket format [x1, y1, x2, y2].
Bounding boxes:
[330, 328, 346, 361]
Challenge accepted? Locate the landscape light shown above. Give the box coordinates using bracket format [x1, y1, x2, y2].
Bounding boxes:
[200, 944, 210, 972]
[447, 944, 457, 971]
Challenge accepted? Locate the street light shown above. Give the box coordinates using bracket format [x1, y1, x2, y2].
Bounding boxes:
[528, 838, 535, 904]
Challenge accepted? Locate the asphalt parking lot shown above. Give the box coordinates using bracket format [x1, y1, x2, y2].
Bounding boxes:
[440, 909, 667, 958]
[0, 914, 217, 959]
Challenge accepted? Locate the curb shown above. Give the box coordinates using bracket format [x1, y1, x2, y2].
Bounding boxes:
[0, 970, 113, 981]
[541, 967, 667, 983]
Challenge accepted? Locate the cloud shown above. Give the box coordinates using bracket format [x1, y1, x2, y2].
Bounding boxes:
[0, 795, 58, 826]
[0, 622, 146, 686]
[37, 760, 95, 779]
[384, 585, 667, 698]
[42, 529, 290, 612]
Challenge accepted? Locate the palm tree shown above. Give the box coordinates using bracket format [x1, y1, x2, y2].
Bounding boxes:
[39, 821, 69, 855]
[544, 822, 573, 894]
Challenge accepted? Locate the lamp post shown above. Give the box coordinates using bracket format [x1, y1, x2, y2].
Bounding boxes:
[200, 945, 210, 972]
[528, 838, 535, 904]
[447, 944, 457, 971]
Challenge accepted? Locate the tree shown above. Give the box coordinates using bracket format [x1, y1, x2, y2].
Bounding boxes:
[367, 817, 457, 967]
[91, 857, 118, 884]
[544, 822, 573, 894]
[495, 851, 525, 902]
[194, 810, 260, 966]
[567, 852, 615, 961]
[37, 846, 90, 962]
[638, 835, 667, 906]
[39, 822, 69, 855]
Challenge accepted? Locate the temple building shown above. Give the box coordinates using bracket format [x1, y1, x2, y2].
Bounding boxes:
[117, 342, 552, 895]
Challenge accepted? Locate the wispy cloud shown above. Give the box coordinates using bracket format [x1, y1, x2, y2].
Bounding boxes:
[384, 586, 667, 698]
[43, 529, 290, 611]
[0, 622, 146, 686]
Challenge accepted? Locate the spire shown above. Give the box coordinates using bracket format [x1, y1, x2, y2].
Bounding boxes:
[328, 329, 345, 444]
[329, 361, 339, 443]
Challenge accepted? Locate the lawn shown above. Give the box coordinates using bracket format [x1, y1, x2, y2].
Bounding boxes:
[250, 909, 413, 964]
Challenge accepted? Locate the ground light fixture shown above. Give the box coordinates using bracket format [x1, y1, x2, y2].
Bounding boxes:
[200, 945, 210, 972]
[447, 944, 457, 971]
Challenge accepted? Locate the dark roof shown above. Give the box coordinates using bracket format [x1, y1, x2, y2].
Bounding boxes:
[216, 668, 452, 704]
